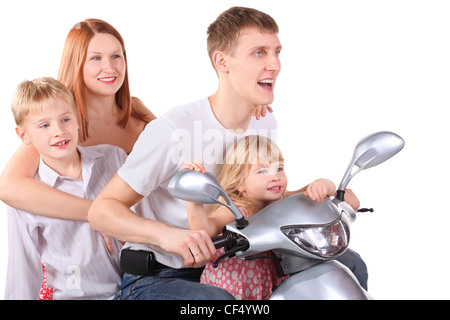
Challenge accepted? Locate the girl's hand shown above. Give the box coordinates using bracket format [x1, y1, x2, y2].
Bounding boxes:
[305, 178, 336, 202]
[253, 105, 273, 120]
[182, 160, 206, 173]
[343, 188, 360, 210]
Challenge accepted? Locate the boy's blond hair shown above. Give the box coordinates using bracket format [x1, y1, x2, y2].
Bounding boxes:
[11, 77, 75, 126]
[207, 6, 279, 69]
[216, 135, 284, 214]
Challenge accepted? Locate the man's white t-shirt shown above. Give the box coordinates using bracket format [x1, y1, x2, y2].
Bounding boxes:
[119, 97, 277, 268]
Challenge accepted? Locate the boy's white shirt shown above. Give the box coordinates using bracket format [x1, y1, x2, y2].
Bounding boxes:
[119, 97, 278, 268]
[5, 144, 127, 300]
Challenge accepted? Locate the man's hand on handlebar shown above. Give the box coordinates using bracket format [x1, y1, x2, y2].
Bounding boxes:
[159, 226, 217, 268]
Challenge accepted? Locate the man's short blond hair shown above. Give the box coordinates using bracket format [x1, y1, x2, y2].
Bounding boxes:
[11, 77, 75, 126]
[207, 6, 279, 68]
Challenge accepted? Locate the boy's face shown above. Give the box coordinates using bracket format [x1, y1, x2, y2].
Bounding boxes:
[222, 27, 282, 108]
[16, 99, 79, 165]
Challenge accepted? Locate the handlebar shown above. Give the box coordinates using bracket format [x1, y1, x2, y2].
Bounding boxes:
[212, 231, 236, 249]
[211, 230, 249, 268]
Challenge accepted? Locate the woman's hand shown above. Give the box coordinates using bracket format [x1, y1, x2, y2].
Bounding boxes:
[253, 105, 273, 120]
[182, 160, 206, 173]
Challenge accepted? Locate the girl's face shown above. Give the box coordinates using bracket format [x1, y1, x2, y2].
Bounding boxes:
[238, 161, 287, 209]
[83, 33, 126, 98]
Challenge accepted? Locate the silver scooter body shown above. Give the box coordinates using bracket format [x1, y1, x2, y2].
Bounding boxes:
[168, 131, 404, 300]
[271, 260, 367, 300]
[224, 193, 368, 299]
[226, 193, 344, 259]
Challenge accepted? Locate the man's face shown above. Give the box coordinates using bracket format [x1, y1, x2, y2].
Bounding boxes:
[223, 27, 282, 108]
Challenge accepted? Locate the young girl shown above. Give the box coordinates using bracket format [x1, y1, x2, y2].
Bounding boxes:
[183, 135, 336, 300]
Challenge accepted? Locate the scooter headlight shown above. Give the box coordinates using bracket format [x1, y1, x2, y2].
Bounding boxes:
[281, 219, 349, 258]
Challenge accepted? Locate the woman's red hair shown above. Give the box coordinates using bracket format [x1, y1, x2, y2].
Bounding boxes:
[57, 18, 150, 141]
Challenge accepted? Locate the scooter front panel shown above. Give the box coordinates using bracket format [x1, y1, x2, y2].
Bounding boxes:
[269, 260, 369, 300]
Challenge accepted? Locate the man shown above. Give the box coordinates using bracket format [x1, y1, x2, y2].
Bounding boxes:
[89, 7, 366, 300]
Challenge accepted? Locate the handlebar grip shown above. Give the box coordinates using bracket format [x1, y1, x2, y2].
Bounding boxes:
[212, 231, 236, 249]
[212, 235, 229, 249]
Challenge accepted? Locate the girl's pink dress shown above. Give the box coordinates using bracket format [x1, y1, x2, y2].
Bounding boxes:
[38, 259, 53, 300]
[200, 209, 285, 300]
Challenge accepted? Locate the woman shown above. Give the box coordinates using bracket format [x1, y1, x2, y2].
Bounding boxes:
[0, 19, 156, 220]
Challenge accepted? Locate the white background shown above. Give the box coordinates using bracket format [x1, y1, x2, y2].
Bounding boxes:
[0, 0, 449, 300]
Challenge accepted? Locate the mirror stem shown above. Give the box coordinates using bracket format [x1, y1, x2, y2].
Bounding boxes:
[235, 217, 249, 229]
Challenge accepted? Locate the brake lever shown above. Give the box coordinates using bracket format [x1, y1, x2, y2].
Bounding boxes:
[212, 240, 249, 268]
[357, 208, 374, 212]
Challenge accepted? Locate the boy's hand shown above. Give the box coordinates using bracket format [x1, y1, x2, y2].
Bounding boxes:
[182, 160, 206, 173]
[305, 178, 336, 202]
[101, 233, 115, 255]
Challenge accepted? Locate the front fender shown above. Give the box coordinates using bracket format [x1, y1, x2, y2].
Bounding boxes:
[270, 260, 370, 300]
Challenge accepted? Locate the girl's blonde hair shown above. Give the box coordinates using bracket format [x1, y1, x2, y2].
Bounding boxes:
[11, 77, 75, 126]
[57, 18, 152, 141]
[216, 135, 284, 214]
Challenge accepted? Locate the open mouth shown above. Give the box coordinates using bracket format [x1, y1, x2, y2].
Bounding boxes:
[98, 77, 116, 84]
[52, 140, 69, 147]
[257, 79, 274, 89]
[268, 186, 281, 191]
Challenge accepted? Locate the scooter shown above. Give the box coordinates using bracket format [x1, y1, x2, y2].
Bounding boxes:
[168, 131, 405, 300]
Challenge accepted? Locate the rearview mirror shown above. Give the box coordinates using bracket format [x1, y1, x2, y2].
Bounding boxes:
[336, 131, 405, 200]
[168, 170, 249, 229]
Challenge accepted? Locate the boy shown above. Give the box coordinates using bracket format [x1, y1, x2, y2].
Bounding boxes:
[88, 7, 366, 300]
[5, 77, 125, 299]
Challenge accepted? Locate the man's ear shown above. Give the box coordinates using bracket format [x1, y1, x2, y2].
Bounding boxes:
[212, 51, 229, 73]
[15, 126, 31, 145]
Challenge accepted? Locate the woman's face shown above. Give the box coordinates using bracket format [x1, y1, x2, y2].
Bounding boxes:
[83, 33, 126, 98]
